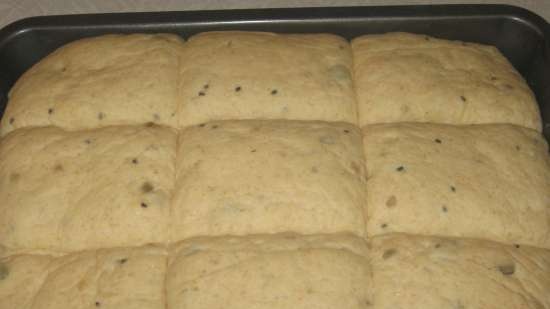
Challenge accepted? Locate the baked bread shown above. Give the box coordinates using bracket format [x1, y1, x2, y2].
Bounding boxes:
[371, 234, 550, 309]
[0, 34, 184, 136]
[352, 32, 541, 130]
[177, 31, 357, 127]
[0, 125, 177, 253]
[172, 120, 367, 239]
[363, 122, 550, 248]
[0, 30, 549, 308]
[0, 244, 166, 309]
[167, 234, 371, 309]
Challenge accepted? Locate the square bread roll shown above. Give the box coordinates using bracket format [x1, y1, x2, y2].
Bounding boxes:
[363, 123, 550, 248]
[167, 234, 371, 309]
[0, 125, 177, 252]
[178, 31, 357, 127]
[0, 245, 166, 309]
[371, 234, 550, 309]
[172, 120, 367, 240]
[0, 34, 184, 136]
[353, 32, 541, 130]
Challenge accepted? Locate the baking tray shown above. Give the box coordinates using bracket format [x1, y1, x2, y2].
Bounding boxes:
[0, 4, 549, 140]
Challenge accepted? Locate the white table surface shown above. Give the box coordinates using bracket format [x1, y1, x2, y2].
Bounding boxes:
[1, 0, 549, 29]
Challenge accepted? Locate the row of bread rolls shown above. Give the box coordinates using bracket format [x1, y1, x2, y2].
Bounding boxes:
[0, 31, 541, 136]
[0, 120, 548, 254]
[2, 233, 550, 309]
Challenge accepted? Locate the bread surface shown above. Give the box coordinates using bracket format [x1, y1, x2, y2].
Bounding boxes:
[352, 32, 541, 130]
[1, 34, 184, 136]
[0, 125, 177, 252]
[363, 122, 550, 248]
[177, 31, 358, 127]
[172, 120, 367, 239]
[167, 234, 372, 309]
[371, 234, 550, 309]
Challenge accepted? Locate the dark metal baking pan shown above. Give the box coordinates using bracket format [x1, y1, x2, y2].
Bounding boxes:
[0, 4, 549, 139]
